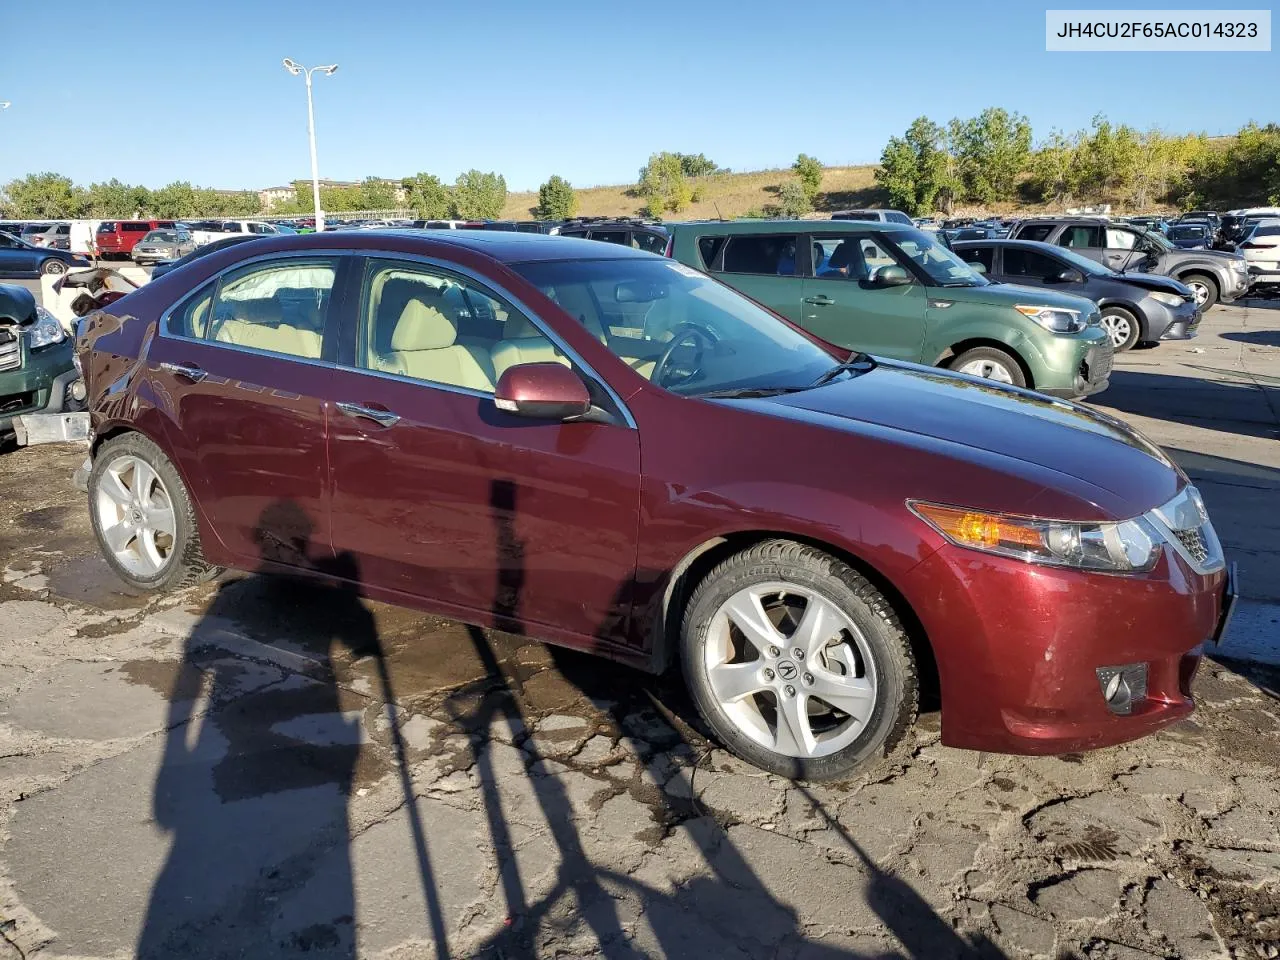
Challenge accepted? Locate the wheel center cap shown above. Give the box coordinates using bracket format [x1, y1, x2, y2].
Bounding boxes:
[131, 508, 144, 524]
[777, 660, 798, 681]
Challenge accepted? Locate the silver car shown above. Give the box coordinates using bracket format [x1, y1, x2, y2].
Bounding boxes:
[132, 229, 195, 265]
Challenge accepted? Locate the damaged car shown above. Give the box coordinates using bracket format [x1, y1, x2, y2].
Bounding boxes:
[0, 284, 81, 442]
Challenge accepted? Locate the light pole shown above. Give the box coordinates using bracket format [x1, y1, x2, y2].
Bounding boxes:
[281, 59, 337, 232]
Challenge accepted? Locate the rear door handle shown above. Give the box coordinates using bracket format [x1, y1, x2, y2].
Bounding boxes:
[158, 361, 207, 382]
[803, 295, 834, 306]
[336, 401, 400, 427]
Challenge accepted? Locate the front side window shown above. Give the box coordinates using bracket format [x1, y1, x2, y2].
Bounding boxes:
[199, 257, 337, 359]
[958, 246, 995, 273]
[719, 234, 799, 276]
[1002, 248, 1064, 279]
[514, 258, 836, 397]
[812, 235, 897, 281]
[1105, 228, 1137, 250]
[358, 259, 564, 393]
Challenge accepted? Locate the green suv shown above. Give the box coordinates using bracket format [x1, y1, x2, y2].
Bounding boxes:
[666, 220, 1112, 397]
[0, 284, 79, 442]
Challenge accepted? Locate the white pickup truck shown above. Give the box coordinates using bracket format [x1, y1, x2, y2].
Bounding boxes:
[186, 220, 286, 248]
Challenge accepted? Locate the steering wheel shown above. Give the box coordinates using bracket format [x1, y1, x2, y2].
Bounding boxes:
[651, 325, 713, 389]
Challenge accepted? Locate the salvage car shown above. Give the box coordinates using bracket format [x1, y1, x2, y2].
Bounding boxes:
[0, 284, 80, 440]
[1008, 217, 1251, 309]
[954, 239, 1199, 352]
[666, 220, 1112, 397]
[1237, 219, 1280, 288]
[0, 231, 92, 277]
[76, 231, 1234, 779]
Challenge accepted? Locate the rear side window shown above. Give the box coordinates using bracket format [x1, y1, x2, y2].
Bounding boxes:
[203, 258, 339, 359]
[98, 223, 117, 233]
[958, 246, 994, 273]
[719, 235, 800, 276]
[886, 212, 913, 225]
[632, 231, 668, 254]
[1061, 225, 1103, 248]
[123, 222, 149, 232]
[697, 236, 726, 269]
[588, 230, 628, 245]
[832, 212, 879, 222]
[1002, 248, 1063, 279]
[1017, 223, 1054, 243]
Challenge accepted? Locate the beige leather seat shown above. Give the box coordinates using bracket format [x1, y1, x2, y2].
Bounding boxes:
[491, 315, 568, 380]
[214, 299, 322, 359]
[383, 297, 495, 392]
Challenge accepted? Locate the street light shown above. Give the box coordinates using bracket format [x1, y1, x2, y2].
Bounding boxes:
[281, 59, 338, 232]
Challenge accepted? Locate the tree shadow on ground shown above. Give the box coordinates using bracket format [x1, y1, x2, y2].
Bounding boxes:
[1090, 369, 1280, 441]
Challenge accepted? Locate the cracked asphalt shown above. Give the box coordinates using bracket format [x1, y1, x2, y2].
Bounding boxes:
[0, 300, 1278, 959]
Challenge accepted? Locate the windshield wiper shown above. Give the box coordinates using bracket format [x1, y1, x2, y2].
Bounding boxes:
[809, 354, 876, 387]
[694, 385, 806, 399]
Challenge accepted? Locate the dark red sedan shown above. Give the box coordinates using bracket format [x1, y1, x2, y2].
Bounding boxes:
[76, 230, 1234, 780]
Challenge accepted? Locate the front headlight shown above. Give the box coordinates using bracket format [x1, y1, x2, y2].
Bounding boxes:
[1014, 304, 1086, 334]
[1149, 292, 1184, 307]
[26, 306, 66, 351]
[909, 501, 1161, 573]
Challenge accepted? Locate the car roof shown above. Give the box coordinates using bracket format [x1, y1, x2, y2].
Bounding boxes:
[665, 219, 916, 235]
[951, 238, 1066, 250]
[236, 229, 655, 265]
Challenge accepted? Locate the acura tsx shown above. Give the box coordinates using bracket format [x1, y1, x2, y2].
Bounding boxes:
[75, 231, 1235, 779]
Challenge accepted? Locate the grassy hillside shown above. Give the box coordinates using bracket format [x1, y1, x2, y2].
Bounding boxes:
[501, 164, 885, 221]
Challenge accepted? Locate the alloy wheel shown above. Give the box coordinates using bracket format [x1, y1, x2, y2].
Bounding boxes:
[956, 357, 1015, 383]
[1101, 313, 1134, 349]
[93, 455, 178, 577]
[1188, 280, 1210, 306]
[704, 582, 878, 759]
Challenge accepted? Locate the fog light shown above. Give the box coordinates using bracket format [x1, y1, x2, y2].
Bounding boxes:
[69, 379, 86, 402]
[1096, 663, 1148, 715]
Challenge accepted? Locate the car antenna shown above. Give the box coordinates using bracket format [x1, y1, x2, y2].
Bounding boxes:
[713, 202, 725, 221]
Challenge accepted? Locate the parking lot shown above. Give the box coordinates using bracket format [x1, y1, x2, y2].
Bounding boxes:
[0, 299, 1277, 959]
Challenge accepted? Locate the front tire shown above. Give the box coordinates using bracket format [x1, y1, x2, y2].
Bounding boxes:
[40, 258, 67, 276]
[89, 433, 222, 592]
[951, 346, 1027, 388]
[1182, 273, 1219, 310]
[680, 540, 918, 780]
[1100, 306, 1141, 352]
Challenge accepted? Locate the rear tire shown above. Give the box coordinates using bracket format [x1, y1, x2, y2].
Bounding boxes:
[89, 432, 222, 593]
[950, 346, 1027, 388]
[680, 540, 918, 781]
[1100, 306, 1141, 352]
[1182, 273, 1219, 310]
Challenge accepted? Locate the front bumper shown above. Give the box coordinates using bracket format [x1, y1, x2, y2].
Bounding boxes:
[0, 340, 79, 436]
[1146, 298, 1201, 341]
[1037, 336, 1113, 399]
[900, 542, 1227, 755]
[1221, 268, 1252, 302]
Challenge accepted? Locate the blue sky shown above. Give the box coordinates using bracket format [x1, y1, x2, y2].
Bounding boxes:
[0, 0, 1274, 192]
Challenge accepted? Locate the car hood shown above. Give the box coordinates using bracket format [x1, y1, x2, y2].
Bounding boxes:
[937, 280, 1097, 313]
[1111, 272, 1193, 296]
[758, 362, 1180, 518]
[1164, 247, 1243, 264]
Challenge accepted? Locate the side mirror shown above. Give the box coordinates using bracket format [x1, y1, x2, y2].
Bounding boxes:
[494, 362, 591, 421]
[1053, 268, 1084, 283]
[871, 264, 913, 287]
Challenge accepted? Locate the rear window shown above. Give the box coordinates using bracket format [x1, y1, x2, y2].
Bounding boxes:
[1254, 225, 1280, 237]
[1017, 224, 1055, 242]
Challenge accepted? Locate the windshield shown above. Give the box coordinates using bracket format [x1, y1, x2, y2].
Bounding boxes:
[513, 258, 838, 397]
[1168, 226, 1205, 241]
[890, 229, 988, 286]
[144, 230, 179, 243]
[1052, 245, 1115, 277]
[1139, 229, 1174, 251]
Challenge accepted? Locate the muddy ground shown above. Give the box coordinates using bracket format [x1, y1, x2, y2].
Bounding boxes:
[0, 301, 1277, 959]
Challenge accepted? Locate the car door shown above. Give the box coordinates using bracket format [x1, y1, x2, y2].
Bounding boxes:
[324, 255, 642, 641]
[995, 245, 1071, 291]
[1103, 225, 1150, 272]
[146, 254, 347, 567]
[799, 232, 927, 360]
[0, 232, 35, 278]
[703, 232, 805, 323]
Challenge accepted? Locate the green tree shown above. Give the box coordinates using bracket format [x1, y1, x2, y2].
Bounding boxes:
[149, 181, 200, 218]
[359, 176, 398, 210]
[534, 174, 577, 220]
[452, 169, 507, 219]
[1185, 123, 1280, 207]
[404, 173, 452, 218]
[874, 117, 958, 215]
[676, 153, 720, 177]
[792, 154, 824, 201]
[773, 181, 812, 217]
[1026, 130, 1080, 204]
[953, 107, 1032, 204]
[1, 172, 84, 218]
[82, 179, 148, 218]
[638, 152, 691, 216]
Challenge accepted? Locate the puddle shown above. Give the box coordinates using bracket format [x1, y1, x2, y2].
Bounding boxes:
[44, 554, 150, 611]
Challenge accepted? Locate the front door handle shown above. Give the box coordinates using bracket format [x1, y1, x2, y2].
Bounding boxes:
[336, 401, 400, 427]
[803, 295, 834, 306]
[158, 361, 207, 382]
